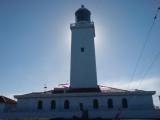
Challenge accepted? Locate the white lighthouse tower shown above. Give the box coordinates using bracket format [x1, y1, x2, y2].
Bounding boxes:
[70, 5, 98, 89]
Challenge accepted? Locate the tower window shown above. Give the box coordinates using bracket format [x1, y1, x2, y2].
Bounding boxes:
[81, 47, 85, 52]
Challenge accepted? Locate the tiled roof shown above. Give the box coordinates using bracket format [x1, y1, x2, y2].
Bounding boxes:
[99, 86, 129, 92]
[0, 96, 16, 104]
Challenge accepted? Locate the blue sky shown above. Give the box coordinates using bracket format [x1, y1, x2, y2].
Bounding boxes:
[0, 0, 160, 105]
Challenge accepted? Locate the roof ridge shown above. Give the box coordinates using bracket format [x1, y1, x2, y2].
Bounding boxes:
[0, 96, 16, 104]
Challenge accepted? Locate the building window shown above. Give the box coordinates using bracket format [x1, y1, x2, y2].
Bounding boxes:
[108, 99, 113, 109]
[64, 100, 70, 109]
[93, 99, 99, 109]
[37, 100, 43, 110]
[51, 100, 56, 110]
[122, 98, 128, 108]
[81, 47, 85, 52]
[79, 103, 84, 111]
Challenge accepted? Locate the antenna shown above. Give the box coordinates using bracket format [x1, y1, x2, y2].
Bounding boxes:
[43, 84, 47, 92]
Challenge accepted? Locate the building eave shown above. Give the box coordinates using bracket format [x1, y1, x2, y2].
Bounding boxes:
[14, 90, 155, 99]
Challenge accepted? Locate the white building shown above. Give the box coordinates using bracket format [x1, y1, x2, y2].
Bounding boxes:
[0, 5, 160, 120]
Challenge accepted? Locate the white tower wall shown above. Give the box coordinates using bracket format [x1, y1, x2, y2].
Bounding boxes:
[70, 22, 97, 88]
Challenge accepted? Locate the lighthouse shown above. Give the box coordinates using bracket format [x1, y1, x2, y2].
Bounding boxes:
[70, 5, 98, 89]
[2, 5, 158, 120]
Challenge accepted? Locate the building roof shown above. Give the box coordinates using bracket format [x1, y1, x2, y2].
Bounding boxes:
[14, 86, 155, 99]
[0, 96, 16, 104]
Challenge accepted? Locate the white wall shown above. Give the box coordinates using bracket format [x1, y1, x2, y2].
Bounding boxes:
[16, 93, 154, 112]
[70, 22, 97, 88]
[0, 103, 5, 112]
[0, 93, 156, 119]
[0, 103, 16, 112]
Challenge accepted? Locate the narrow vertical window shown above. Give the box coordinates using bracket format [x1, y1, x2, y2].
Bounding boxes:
[51, 100, 56, 110]
[93, 99, 99, 109]
[37, 100, 43, 110]
[79, 103, 84, 111]
[108, 99, 113, 109]
[122, 98, 128, 108]
[64, 100, 70, 109]
[81, 47, 85, 52]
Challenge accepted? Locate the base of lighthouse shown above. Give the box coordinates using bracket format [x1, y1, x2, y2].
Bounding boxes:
[0, 87, 160, 119]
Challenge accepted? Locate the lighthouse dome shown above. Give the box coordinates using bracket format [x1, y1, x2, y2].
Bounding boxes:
[75, 5, 91, 22]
